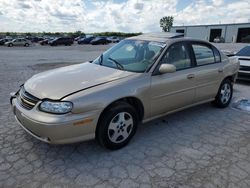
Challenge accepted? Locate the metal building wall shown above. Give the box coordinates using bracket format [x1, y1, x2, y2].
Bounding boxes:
[170, 23, 250, 43]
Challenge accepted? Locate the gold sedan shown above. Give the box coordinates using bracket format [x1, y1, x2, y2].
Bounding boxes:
[10, 33, 239, 150]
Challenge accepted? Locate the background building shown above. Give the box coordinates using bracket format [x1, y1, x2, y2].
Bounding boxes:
[170, 22, 250, 43]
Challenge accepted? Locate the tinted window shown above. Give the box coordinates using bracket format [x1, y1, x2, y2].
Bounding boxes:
[160, 43, 191, 70]
[192, 44, 215, 65]
[236, 46, 250, 56]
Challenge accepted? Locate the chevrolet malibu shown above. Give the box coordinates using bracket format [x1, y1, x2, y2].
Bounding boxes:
[10, 33, 239, 150]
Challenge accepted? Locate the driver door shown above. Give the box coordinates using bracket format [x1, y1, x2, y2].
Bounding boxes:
[150, 42, 196, 117]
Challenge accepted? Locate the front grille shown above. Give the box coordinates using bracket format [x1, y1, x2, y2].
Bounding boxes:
[17, 87, 39, 110]
[240, 65, 250, 72]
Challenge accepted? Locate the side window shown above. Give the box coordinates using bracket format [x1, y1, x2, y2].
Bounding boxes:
[111, 43, 136, 59]
[160, 43, 191, 70]
[192, 44, 215, 65]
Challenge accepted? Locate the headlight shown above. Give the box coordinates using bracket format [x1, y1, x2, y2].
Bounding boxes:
[40, 101, 73, 114]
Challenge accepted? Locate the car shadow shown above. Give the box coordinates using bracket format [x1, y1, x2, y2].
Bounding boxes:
[236, 80, 250, 86]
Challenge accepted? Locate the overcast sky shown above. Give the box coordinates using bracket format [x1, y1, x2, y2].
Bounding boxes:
[0, 0, 249, 33]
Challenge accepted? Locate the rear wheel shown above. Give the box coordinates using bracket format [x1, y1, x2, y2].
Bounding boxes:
[214, 79, 233, 108]
[96, 102, 138, 150]
[24, 43, 29, 47]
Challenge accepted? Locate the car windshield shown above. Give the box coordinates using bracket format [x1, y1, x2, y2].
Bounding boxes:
[236, 46, 250, 56]
[93, 39, 165, 72]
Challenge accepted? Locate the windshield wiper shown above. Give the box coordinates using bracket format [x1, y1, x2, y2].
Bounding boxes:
[108, 57, 124, 70]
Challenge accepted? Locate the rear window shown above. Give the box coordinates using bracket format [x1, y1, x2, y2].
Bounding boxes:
[236, 46, 250, 56]
[192, 44, 215, 66]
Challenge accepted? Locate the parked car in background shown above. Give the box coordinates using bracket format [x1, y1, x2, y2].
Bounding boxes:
[90, 37, 110, 45]
[10, 33, 239, 150]
[214, 36, 225, 43]
[27, 37, 44, 43]
[75, 36, 86, 41]
[49, 37, 74, 46]
[77, 36, 95, 44]
[241, 35, 250, 43]
[40, 38, 54, 45]
[235, 45, 250, 81]
[5, 38, 31, 47]
[0, 38, 12, 45]
[108, 36, 120, 43]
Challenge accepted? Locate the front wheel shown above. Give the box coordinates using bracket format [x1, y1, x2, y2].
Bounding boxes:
[96, 102, 138, 150]
[214, 79, 233, 108]
[24, 43, 29, 47]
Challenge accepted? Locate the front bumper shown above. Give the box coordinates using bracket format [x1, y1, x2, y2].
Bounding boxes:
[11, 97, 100, 144]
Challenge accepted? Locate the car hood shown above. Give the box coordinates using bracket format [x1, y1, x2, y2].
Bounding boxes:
[24, 62, 136, 100]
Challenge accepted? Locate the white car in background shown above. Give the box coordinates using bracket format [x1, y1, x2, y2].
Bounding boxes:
[235, 45, 250, 81]
[5, 38, 31, 47]
[108, 36, 120, 43]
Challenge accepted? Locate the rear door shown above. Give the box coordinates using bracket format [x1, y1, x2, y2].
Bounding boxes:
[190, 42, 224, 102]
[15, 39, 22, 46]
[58, 38, 63, 45]
[150, 42, 196, 117]
[20, 39, 25, 46]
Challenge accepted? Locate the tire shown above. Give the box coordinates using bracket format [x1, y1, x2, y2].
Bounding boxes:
[8, 43, 13, 47]
[96, 102, 138, 150]
[214, 79, 233, 108]
[25, 43, 29, 47]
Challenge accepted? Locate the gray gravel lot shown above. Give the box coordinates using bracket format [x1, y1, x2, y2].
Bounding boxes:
[0, 43, 250, 188]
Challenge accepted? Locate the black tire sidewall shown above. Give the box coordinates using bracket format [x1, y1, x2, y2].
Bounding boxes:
[97, 102, 138, 150]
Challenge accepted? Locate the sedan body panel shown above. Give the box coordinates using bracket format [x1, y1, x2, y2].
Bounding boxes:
[24, 63, 135, 100]
[192, 63, 224, 103]
[150, 69, 195, 117]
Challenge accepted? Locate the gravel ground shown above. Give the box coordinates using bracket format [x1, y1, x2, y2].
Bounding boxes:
[0, 43, 250, 188]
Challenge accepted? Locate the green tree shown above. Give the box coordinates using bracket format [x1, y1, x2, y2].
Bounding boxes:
[160, 16, 174, 32]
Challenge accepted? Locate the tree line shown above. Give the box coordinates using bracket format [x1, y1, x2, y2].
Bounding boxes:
[0, 31, 142, 38]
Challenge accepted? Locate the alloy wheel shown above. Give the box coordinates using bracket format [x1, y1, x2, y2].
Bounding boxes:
[108, 112, 133, 144]
[220, 83, 231, 104]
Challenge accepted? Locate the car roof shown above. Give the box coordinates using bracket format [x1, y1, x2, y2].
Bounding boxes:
[128, 32, 212, 46]
[129, 32, 184, 42]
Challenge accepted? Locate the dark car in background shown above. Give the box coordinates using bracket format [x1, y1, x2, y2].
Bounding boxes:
[78, 36, 95, 44]
[75, 35, 86, 41]
[90, 37, 110, 45]
[0, 38, 12, 45]
[235, 45, 250, 81]
[49, 37, 74, 46]
[26, 36, 44, 43]
[40, 38, 54, 45]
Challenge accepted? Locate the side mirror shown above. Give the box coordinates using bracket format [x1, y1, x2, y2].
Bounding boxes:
[159, 64, 176, 74]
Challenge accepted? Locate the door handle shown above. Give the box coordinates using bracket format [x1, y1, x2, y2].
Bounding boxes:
[187, 74, 195, 79]
[218, 68, 223, 73]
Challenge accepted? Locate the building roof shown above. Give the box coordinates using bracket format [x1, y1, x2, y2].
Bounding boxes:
[172, 22, 250, 28]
